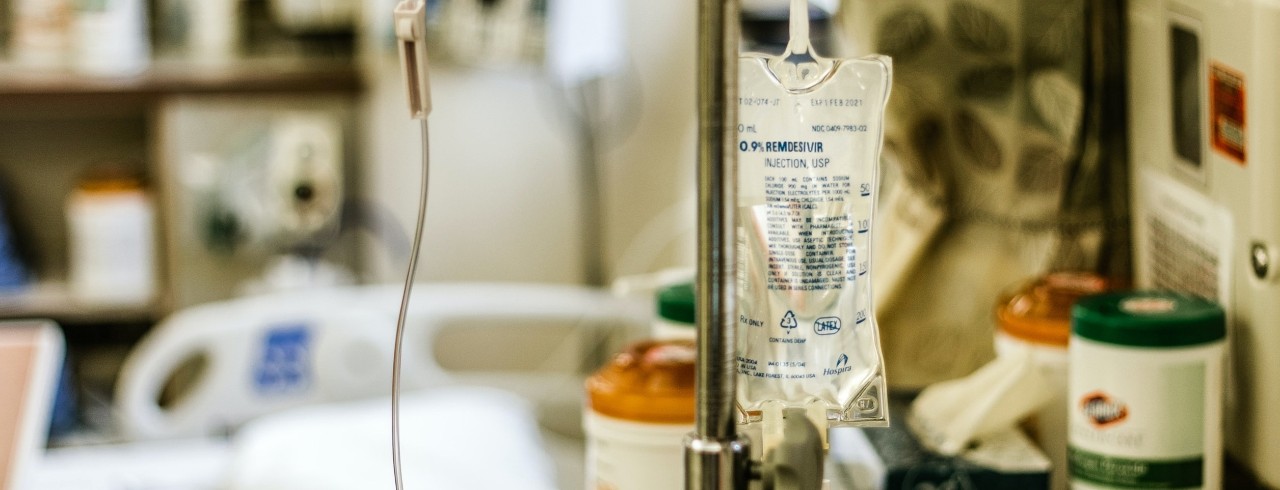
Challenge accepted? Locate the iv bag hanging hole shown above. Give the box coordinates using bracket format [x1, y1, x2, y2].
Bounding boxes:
[766, 0, 835, 93]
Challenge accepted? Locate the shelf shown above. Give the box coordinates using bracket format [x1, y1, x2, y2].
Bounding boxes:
[0, 56, 364, 100]
[0, 53, 363, 326]
[0, 281, 159, 324]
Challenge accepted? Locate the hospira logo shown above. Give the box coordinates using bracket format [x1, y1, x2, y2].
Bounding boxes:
[1080, 391, 1128, 428]
[824, 353, 851, 376]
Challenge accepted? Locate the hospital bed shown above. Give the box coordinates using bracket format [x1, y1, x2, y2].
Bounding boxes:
[21, 283, 650, 489]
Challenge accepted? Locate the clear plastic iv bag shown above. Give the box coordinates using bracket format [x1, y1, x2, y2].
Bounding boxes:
[735, 0, 891, 427]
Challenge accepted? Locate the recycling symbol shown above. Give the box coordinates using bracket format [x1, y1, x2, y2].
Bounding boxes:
[780, 311, 798, 334]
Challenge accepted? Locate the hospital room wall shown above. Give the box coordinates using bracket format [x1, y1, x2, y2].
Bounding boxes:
[359, 1, 699, 286]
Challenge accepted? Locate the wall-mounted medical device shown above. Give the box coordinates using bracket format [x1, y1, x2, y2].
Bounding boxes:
[197, 113, 344, 256]
[1128, 1, 1280, 485]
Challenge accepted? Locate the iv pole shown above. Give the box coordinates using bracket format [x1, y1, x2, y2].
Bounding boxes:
[685, 0, 751, 488]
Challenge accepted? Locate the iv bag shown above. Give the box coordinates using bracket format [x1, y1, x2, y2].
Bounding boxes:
[735, 0, 891, 427]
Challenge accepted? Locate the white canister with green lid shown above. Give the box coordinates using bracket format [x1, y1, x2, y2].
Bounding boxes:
[1067, 292, 1225, 489]
[653, 282, 696, 341]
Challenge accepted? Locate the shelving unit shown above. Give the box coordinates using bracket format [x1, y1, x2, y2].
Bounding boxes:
[0, 55, 365, 324]
[0, 57, 362, 98]
[0, 282, 157, 324]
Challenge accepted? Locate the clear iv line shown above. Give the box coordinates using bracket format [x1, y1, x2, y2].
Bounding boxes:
[392, 2, 431, 488]
[392, 120, 429, 490]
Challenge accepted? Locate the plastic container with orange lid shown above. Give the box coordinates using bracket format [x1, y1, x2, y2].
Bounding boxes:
[66, 168, 156, 305]
[583, 283, 696, 490]
[994, 271, 1107, 490]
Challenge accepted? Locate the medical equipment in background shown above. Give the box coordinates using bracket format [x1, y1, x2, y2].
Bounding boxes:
[263, 116, 346, 252]
[205, 114, 345, 256]
[178, 110, 359, 298]
[842, 0, 1130, 389]
[1127, 1, 1280, 485]
[157, 97, 372, 308]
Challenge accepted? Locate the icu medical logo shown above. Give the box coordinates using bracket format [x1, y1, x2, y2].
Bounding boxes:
[1080, 391, 1128, 428]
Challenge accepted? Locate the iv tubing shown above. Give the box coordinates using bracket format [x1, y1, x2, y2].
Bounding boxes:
[392, 120, 430, 490]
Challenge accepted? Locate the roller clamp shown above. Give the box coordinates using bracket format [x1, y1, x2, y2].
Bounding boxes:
[395, 0, 432, 119]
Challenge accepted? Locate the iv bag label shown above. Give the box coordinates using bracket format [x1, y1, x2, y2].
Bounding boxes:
[753, 179, 859, 292]
[740, 113, 871, 295]
[736, 54, 891, 426]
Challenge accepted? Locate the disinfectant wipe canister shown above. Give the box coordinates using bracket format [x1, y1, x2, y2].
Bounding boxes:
[1068, 292, 1225, 490]
[997, 272, 1107, 490]
[653, 282, 696, 341]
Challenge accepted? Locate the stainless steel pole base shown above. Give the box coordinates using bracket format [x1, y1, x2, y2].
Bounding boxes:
[685, 434, 753, 490]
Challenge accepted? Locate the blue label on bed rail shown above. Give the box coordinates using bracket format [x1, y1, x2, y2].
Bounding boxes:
[253, 323, 312, 396]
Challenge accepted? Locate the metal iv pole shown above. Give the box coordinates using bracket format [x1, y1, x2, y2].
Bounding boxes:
[685, 0, 751, 488]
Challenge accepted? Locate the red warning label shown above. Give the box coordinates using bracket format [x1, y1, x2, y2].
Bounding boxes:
[1210, 62, 1246, 164]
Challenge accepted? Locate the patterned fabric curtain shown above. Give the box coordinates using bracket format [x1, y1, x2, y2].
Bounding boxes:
[840, 0, 1128, 388]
